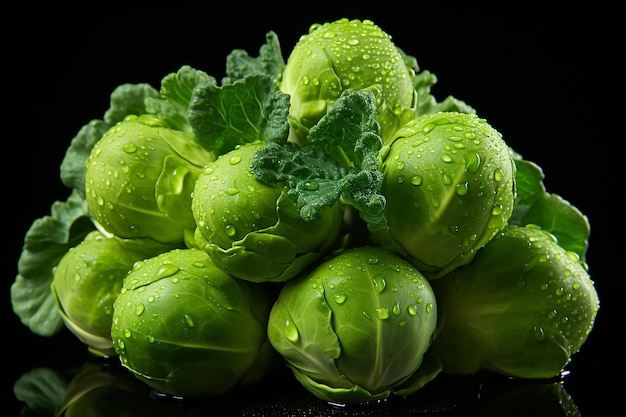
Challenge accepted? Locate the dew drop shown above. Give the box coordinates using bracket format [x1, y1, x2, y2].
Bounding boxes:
[156, 263, 179, 279]
[224, 223, 237, 237]
[283, 319, 299, 342]
[465, 152, 481, 172]
[422, 123, 435, 134]
[376, 308, 390, 320]
[392, 302, 401, 315]
[229, 155, 242, 165]
[334, 294, 347, 304]
[532, 325, 546, 341]
[304, 181, 319, 191]
[122, 142, 138, 153]
[455, 182, 469, 195]
[184, 314, 195, 328]
[134, 304, 145, 316]
[372, 276, 386, 293]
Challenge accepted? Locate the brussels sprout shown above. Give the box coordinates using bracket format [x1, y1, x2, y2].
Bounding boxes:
[85, 114, 215, 244]
[111, 247, 276, 398]
[51, 230, 173, 356]
[267, 246, 441, 405]
[376, 112, 516, 279]
[280, 18, 417, 145]
[192, 142, 344, 282]
[429, 225, 600, 379]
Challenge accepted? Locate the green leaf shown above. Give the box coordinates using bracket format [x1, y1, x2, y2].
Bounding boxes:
[189, 74, 290, 156]
[60, 120, 111, 196]
[11, 190, 95, 336]
[103, 82, 159, 126]
[223, 30, 286, 85]
[145, 65, 217, 132]
[510, 158, 590, 260]
[413, 69, 476, 116]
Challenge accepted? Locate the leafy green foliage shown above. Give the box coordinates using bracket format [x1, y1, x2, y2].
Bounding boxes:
[223, 30, 285, 85]
[510, 158, 590, 260]
[12, 190, 94, 336]
[189, 74, 290, 155]
[11, 17, 598, 407]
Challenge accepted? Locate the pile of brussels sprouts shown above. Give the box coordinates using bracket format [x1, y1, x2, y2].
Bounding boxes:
[12, 18, 599, 405]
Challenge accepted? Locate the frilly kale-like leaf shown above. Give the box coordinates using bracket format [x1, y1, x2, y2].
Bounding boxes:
[509, 157, 590, 261]
[414, 70, 476, 116]
[223, 30, 286, 85]
[189, 73, 290, 156]
[12, 190, 95, 337]
[306, 87, 381, 168]
[251, 90, 389, 233]
[145, 65, 217, 133]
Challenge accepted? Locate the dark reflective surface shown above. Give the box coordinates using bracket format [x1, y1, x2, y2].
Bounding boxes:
[7, 4, 620, 416]
[6, 318, 615, 416]
[8, 338, 591, 417]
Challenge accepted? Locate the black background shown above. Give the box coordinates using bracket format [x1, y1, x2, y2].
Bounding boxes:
[6, 3, 620, 416]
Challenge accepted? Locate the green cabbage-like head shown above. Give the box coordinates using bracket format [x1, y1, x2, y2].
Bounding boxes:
[430, 225, 600, 379]
[85, 114, 215, 244]
[280, 18, 417, 145]
[191, 142, 344, 283]
[267, 246, 442, 405]
[111, 248, 276, 398]
[51, 230, 174, 357]
[377, 112, 516, 279]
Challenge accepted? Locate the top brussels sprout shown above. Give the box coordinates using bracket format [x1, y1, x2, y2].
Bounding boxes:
[375, 111, 516, 278]
[85, 114, 215, 245]
[192, 142, 344, 282]
[280, 18, 417, 145]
